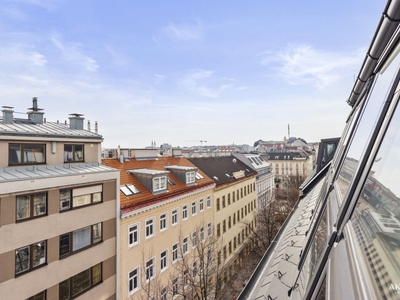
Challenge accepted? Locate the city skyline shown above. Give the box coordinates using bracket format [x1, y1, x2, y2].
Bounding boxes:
[0, 0, 383, 147]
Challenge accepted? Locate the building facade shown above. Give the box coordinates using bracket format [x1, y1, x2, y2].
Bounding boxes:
[102, 148, 216, 299]
[0, 99, 119, 300]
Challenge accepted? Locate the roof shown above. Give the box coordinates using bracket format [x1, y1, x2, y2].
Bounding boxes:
[0, 119, 102, 140]
[263, 151, 309, 160]
[101, 156, 215, 214]
[188, 156, 257, 186]
[0, 162, 116, 183]
[232, 153, 271, 172]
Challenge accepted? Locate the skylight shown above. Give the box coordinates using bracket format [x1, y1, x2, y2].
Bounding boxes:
[120, 184, 141, 196]
[196, 172, 204, 179]
[168, 178, 176, 186]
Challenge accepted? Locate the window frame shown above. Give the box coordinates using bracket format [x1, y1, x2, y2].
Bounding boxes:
[172, 208, 178, 226]
[9, 143, 46, 166]
[153, 176, 167, 192]
[182, 204, 188, 220]
[191, 201, 197, 216]
[160, 212, 168, 232]
[186, 171, 196, 184]
[145, 257, 155, 282]
[16, 192, 47, 222]
[199, 198, 204, 212]
[207, 196, 211, 208]
[128, 267, 140, 295]
[145, 217, 155, 239]
[160, 249, 168, 272]
[60, 185, 103, 212]
[64, 144, 84, 163]
[15, 240, 47, 275]
[128, 223, 140, 248]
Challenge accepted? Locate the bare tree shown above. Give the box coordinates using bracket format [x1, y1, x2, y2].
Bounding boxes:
[169, 225, 225, 300]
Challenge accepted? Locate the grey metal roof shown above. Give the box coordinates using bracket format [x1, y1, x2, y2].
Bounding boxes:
[0, 119, 102, 139]
[0, 162, 116, 182]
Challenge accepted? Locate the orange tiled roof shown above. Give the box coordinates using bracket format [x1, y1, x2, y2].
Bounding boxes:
[102, 156, 215, 213]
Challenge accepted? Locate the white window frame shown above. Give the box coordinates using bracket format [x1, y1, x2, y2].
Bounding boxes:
[192, 231, 198, 248]
[200, 226, 205, 242]
[173, 276, 179, 298]
[208, 222, 212, 237]
[191, 201, 197, 216]
[145, 217, 155, 239]
[172, 243, 179, 263]
[160, 249, 168, 272]
[160, 212, 167, 232]
[186, 171, 195, 184]
[128, 223, 140, 247]
[207, 196, 211, 208]
[146, 257, 155, 282]
[128, 267, 140, 295]
[199, 198, 204, 212]
[172, 208, 178, 226]
[183, 237, 189, 255]
[182, 204, 188, 220]
[153, 176, 167, 192]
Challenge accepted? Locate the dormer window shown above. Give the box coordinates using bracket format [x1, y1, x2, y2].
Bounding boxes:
[186, 171, 195, 184]
[153, 176, 167, 192]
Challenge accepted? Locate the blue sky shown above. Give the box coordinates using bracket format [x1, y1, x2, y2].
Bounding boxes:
[0, 0, 385, 148]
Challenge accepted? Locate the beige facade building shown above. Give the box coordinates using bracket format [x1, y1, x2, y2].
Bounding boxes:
[102, 148, 216, 299]
[0, 99, 119, 300]
[188, 157, 258, 286]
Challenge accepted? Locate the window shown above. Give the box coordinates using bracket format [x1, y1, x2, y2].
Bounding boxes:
[216, 198, 220, 211]
[153, 176, 167, 192]
[60, 223, 102, 257]
[16, 193, 47, 221]
[233, 213, 236, 225]
[228, 216, 231, 229]
[146, 258, 155, 281]
[173, 276, 179, 297]
[229, 241, 232, 255]
[222, 196, 226, 208]
[172, 243, 179, 262]
[207, 196, 211, 208]
[60, 185, 102, 211]
[199, 198, 204, 212]
[160, 212, 167, 231]
[129, 223, 139, 247]
[183, 237, 189, 254]
[233, 192, 236, 202]
[129, 268, 140, 295]
[183, 269, 189, 286]
[186, 171, 195, 184]
[9, 143, 45, 165]
[64, 144, 84, 162]
[161, 287, 168, 300]
[172, 208, 178, 225]
[208, 222, 212, 236]
[200, 227, 205, 241]
[192, 201, 197, 216]
[227, 193, 231, 205]
[161, 250, 168, 271]
[182, 204, 188, 220]
[27, 290, 46, 300]
[15, 241, 46, 275]
[193, 261, 198, 277]
[223, 220, 226, 233]
[146, 218, 155, 238]
[217, 223, 220, 237]
[59, 263, 102, 299]
[192, 231, 198, 248]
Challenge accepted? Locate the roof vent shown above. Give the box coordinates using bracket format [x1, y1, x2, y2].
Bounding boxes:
[69, 113, 84, 130]
[2, 106, 14, 124]
[27, 97, 44, 124]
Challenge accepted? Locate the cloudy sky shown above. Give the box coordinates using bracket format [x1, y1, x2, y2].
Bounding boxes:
[0, 0, 385, 148]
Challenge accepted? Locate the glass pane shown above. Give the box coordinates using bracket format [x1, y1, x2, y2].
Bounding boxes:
[28, 290, 46, 300]
[60, 234, 70, 256]
[15, 246, 29, 274]
[60, 190, 71, 211]
[72, 227, 91, 251]
[32, 241, 46, 267]
[24, 144, 45, 163]
[92, 223, 102, 244]
[92, 192, 101, 203]
[9, 144, 21, 164]
[336, 54, 400, 204]
[16, 196, 30, 220]
[64, 145, 73, 162]
[71, 269, 91, 297]
[59, 280, 70, 300]
[74, 145, 84, 161]
[33, 193, 46, 217]
[92, 263, 102, 285]
[348, 93, 400, 299]
[73, 195, 91, 207]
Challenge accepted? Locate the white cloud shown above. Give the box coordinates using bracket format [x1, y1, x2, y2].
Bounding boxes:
[262, 44, 364, 90]
[0, 43, 47, 67]
[162, 21, 202, 41]
[8, 0, 64, 11]
[51, 36, 99, 72]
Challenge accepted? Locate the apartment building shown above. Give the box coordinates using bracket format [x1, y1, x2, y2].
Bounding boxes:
[102, 148, 215, 299]
[0, 99, 119, 300]
[188, 157, 258, 286]
[232, 153, 274, 208]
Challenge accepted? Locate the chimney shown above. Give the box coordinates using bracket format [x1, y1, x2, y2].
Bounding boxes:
[2, 106, 14, 124]
[27, 97, 44, 124]
[95, 121, 98, 134]
[87, 120, 91, 131]
[68, 113, 84, 130]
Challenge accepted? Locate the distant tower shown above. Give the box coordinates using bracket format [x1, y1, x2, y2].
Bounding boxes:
[288, 124, 290, 139]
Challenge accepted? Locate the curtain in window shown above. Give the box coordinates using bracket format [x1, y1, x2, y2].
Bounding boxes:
[72, 227, 91, 251]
